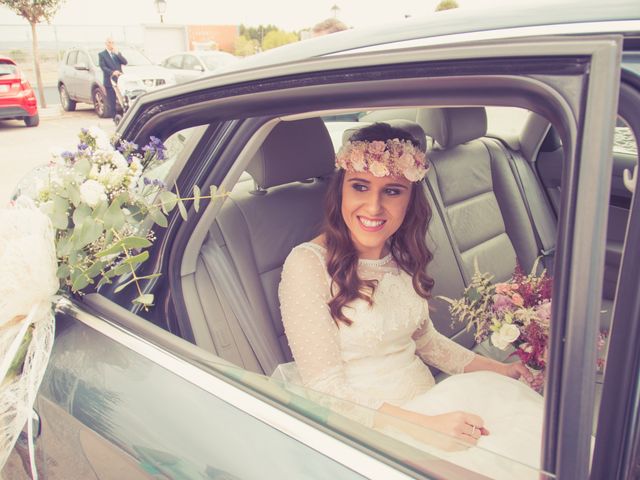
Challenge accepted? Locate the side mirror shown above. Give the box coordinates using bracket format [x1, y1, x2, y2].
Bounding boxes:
[193, 64, 204, 72]
[74, 63, 89, 71]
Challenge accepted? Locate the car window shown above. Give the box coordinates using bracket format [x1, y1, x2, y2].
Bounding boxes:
[76, 51, 90, 67]
[66, 50, 78, 66]
[613, 117, 638, 156]
[163, 55, 183, 69]
[0, 61, 17, 76]
[182, 55, 201, 71]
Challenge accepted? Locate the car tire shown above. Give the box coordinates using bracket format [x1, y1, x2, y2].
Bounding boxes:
[24, 113, 39, 127]
[59, 84, 76, 112]
[92, 88, 108, 118]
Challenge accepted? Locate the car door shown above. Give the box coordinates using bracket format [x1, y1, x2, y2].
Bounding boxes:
[4, 23, 635, 480]
[121, 30, 626, 479]
[74, 50, 95, 103]
[62, 50, 79, 98]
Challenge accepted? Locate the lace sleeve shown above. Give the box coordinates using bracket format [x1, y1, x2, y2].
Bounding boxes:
[279, 245, 384, 412]
[412, 303, 475, 375]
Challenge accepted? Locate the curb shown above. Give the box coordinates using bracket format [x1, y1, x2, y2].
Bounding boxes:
[39, 105, 62, 118]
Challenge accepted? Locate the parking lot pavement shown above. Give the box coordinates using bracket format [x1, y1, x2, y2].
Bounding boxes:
[0, 106, 116, 202]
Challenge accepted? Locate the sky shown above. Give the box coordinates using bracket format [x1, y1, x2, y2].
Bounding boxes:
[0, 0, 520, 32]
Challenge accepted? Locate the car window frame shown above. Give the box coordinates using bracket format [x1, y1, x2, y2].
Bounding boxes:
[109, 33, 624, 479]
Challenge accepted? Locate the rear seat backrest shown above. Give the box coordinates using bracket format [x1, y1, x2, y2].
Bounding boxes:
[210, 118, 336, 373]
[418, 107, 539, 283]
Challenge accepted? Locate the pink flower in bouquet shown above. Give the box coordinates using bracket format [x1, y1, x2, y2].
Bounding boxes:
[492, 294, 512, 312]
[510, 293, 524, 307]
[536, 301, 552, 325]
[495, 283, 515, 295]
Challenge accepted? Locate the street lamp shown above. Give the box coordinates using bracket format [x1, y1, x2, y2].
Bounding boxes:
[154, 0, 167, 24]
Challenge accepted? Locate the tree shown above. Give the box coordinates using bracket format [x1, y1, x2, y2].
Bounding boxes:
[0, 0, 66, 108]
[435, 0, 459, 11]
[234, 35, 259, 57]
[261, 30, 298, 51]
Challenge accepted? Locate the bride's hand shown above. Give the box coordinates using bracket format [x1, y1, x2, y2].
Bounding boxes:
[500, 361, 533, 382]
[417, 411, 490, 448]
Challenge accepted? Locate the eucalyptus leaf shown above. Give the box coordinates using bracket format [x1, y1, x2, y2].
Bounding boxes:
[104, 201, 126, 230]
[122, 251, 149, 266]
[177, 199, 188, 221]
[193, 185, 201, 213]
[133, 294, 154, 306]
[85, 260, 107, 279]
[114, 276, 138, 293]
[72, 217, 103, 250]
[71, 272, 91, 291]
[158, 191, 178, 214]
[74, 158, 91, 176]
[148, 208, 168, 228]
[72, 204, 92, 226]
[56, 264, 71, 279]
[136, 273, 162, 281]
[120, 236, 152, 250]
[209, 185, 217, 197]
[68, 184, 81, 207]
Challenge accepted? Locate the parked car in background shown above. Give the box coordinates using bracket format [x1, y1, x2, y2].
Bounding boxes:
[57, 46, 176, 118]
[4, 3, 640, 479]
[0, 56, 38, 127]
[159, 50, 239, 83]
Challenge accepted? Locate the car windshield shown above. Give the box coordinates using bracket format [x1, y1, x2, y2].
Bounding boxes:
[90, 47, 154, 67]
[0, 61, 17, 76]
[200, 53, 237, 70]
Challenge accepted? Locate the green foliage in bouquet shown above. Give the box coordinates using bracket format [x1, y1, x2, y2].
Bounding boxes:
[30, 127, 224, 309]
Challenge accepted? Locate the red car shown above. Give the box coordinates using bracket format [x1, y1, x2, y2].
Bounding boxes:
[0, 56, 39, 127]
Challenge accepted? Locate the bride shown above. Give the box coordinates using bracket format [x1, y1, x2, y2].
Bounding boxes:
[278, 122, 545, 478]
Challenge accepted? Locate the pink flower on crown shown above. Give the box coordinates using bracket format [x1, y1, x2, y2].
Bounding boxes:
[396, 153, 414, 171]
[350, 148, 366, 171]
[367, 141, 386, 155]
[369, 161, 389, 177]
[404, 164, 427, 182]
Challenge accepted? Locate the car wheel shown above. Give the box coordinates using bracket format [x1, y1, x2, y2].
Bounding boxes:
[92, 88, 108, 118]
[59, 84, 76, 112]
[24, 113, 39, 127]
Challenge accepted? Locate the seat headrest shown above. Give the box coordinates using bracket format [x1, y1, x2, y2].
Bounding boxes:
[341, 119, 427, 152]
[417, 107, 487, 148]
[247, 118, 336, 189]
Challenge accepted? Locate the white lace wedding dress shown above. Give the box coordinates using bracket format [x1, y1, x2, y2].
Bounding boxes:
[278, 242, 545, 479]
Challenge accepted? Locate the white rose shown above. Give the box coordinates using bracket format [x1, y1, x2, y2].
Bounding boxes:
[369, 161, 390, 177]
[404, 165, 427, 182]
[88, 126, 112, 151]
[396, 153, 414, 171]
[110, 150, 129, 172]
[491, 323, 520, 350]
[80, 179, 107, 207]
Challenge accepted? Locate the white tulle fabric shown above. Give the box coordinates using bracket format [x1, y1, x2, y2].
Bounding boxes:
[278, 242, 545, 479]
[0, 197, 58, 477]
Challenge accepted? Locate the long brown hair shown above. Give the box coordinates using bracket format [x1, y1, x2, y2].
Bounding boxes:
[324, 123, 434, 326]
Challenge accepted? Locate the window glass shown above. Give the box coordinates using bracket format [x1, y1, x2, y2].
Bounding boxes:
[182, 55, 201, 71]
[66, 50, 78, 66]
[0, 61, 17, 76]
[76, 51, 90, 67]
[164, 55, 183, 69]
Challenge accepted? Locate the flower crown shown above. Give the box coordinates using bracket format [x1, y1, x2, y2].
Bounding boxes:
[335, 138, 429, 182]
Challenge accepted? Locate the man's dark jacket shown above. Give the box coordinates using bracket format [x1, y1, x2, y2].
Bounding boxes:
[98, 50, 127, 86]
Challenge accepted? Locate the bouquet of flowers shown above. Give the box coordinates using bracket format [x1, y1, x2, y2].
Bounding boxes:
[23, 126, 222, 309]
[441, 259, 608, 393]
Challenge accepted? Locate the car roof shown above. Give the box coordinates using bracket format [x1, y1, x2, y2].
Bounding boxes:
[229, 0, 638, 72]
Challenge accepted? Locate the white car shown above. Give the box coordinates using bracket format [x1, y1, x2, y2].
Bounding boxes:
[160, 50, 239, 83]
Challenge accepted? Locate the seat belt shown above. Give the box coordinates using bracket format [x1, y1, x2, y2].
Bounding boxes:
[200, 239, 282, 375]
[486, 138, 556, 270]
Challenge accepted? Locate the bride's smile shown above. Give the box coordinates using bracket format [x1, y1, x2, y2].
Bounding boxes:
[341, 171, 411, 260]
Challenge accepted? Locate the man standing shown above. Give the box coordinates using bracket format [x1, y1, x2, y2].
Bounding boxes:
[98, 37, 127, 118]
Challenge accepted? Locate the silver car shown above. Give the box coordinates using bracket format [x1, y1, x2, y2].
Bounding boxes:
[57, 46, 176, 118]
[160, 50, 240, 83]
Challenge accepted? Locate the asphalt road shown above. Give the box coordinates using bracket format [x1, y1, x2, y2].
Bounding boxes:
[0, 107, 115, 202]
